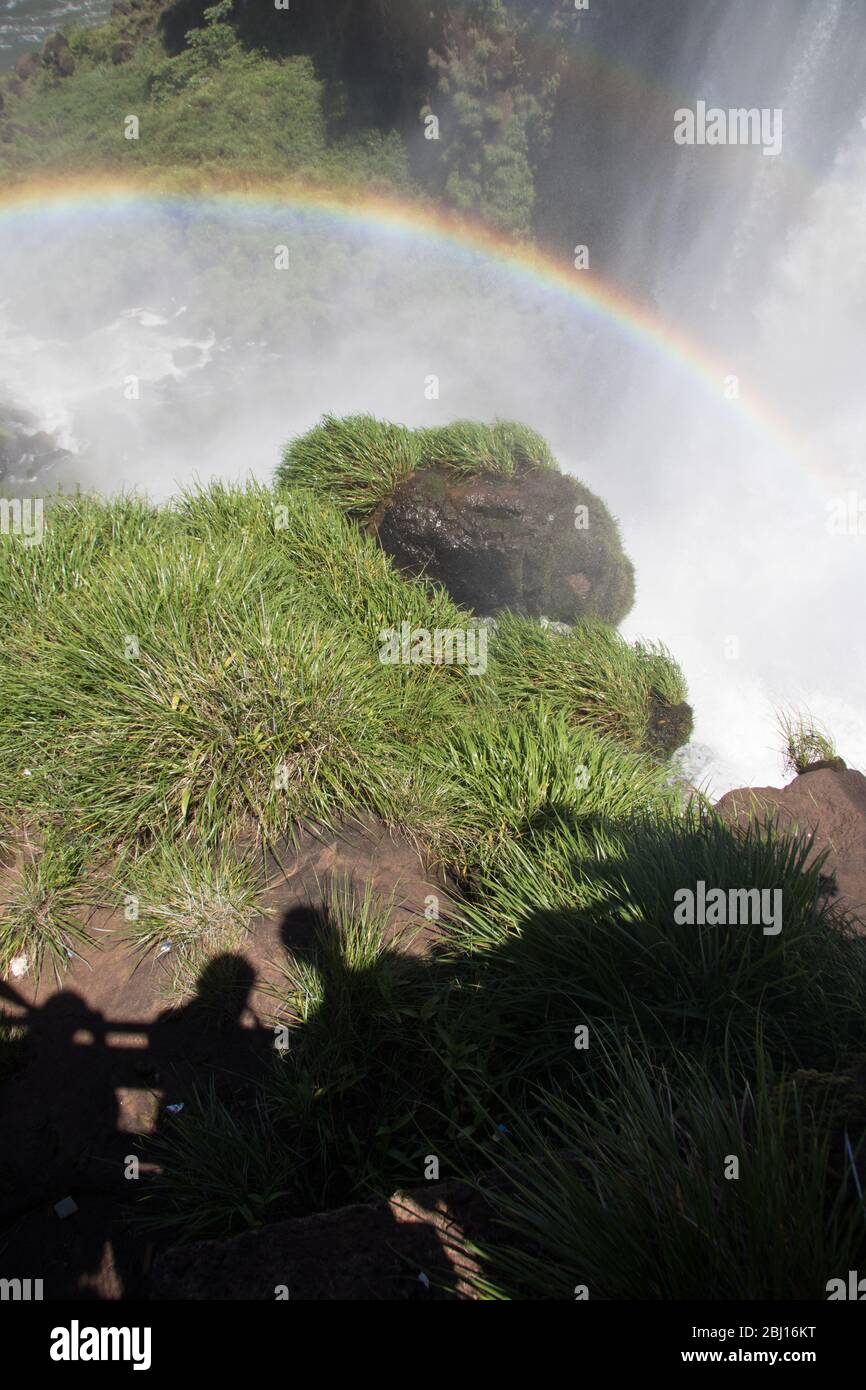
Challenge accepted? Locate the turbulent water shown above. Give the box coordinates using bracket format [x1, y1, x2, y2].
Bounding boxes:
[1, 0, 864, 796]
[0, 0, 110, 70]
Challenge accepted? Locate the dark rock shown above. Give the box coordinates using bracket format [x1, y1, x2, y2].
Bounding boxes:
[716, 767, 866, 932]
[43, 34, 75, 78]
[153, 1182, 491, 1300]
[373, 466, 635, 625]
[645, 693, 694, 759]
[798, 757, 848, 775]
[0, 406, 70, 484]
[111, 41, 136, 65]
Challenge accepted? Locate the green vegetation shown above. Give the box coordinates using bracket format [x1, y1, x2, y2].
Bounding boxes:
[471, 1043, 866, 1300]
[0, 5, 415, 191]
[424, 0, 576, 235]
[487, 615, 690, 753]
[118, 837, 263, 1006]
[0, 827, 93, 985]
[0, 476, 685, 876]
[0, 0, 586, 235]
[415, 419, 557, 477]
[143, 809, 866, 1285]
[276, 414, 559, 518]
[777, 708, 845, 776]
[279, 414, 638, 627]
[276, 415, 423, 517]
[0, 426, 861, 1296]
[1, 0, 861, 1284]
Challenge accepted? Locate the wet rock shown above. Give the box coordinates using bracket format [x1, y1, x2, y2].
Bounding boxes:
[717, 767, 866, 932]
[373, 466, 635, 625]
[0, 407, 69, 485]
[43, 35, 75, 79]
[645, 693, 695, 759]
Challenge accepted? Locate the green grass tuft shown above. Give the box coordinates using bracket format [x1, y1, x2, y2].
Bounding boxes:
[777, 707, 844, 776]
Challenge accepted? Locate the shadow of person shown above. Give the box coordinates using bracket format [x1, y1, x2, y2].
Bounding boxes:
[0, 985, 114, 1201]
[143, 953, 275, 1133]
[0, 982, 149, 1297]
[153, 907, 499, 1298]
[0, 955, 277, 1299]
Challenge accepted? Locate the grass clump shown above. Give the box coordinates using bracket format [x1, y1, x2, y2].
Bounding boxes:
[453, 804, 866, 1071]
[278, 414, 640, 630]
[420, 703, 676, 876]
[471, 1043, 866, 1300]
[0, 480, 684, 868]
[118, 837, 264, 1007]
[275, 414, 421, 517]
[777, 708, 845, 776]
[0, 487, 475, 854]
[487, 614, 691, 755]
[415, 419, 557, 477]
[0, 829, 93, 986]
[277, 415, 558, 521]
[141, 803, 866, 1259]
[140, 1078, 298, 1241]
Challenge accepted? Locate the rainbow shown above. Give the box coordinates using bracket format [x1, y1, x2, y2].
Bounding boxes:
[0, 174, 810, 470]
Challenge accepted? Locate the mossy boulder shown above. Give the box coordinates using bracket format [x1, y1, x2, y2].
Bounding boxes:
[278, 416, 635, 626]
[373, 465, 635, 625]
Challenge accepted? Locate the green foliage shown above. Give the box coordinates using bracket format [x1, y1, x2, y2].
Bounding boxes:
[0, 26, 414, 192]
[276, 415, 422, 516]
[118, 836, 264, 1006]
[141, 810, 866, 1255]
[0, 475, 687, 980]
[65, 18, 131, 66]
[278, 415, 640, 630]
[487, 614, 687, 753]
[425, 0, 576, 234]
[454, 804, 866, 1068]
[777, 708, 844, 776]
[140, 1078, 299, 1240]
[280, 415, 568, 514]
[0, 827, 94, 986]
[415, 419, 557, 476]
[472, 1044, 866, 1300]
[419, 702, 676, 875]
